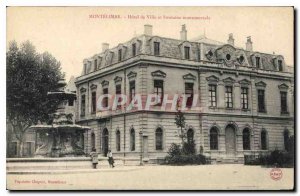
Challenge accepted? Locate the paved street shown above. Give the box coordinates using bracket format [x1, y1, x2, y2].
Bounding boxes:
[7, 165, 294, 190]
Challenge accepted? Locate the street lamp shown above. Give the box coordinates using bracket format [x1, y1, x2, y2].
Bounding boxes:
[139, 131, 143, 166]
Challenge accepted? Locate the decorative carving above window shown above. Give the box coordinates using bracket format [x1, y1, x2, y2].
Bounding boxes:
[101, 80, 109, 88]
[205, 50, 214, 60]
[223, 77, 235, 85]
[80, 87, 87, 93]
[114, 76, 123, 84]
[239, 79, 251, 87]
[215, 44, 236, 67]
[182, 73, 196, 82]
[278, 83, 289, 91]
[90, 84, 97, 90]
[206, 75, 219, 84]
[255, 81, 267, 88]
[237, 55, 245, 64]
[151, 70, 166, 78]
[127, 71, 137, 81]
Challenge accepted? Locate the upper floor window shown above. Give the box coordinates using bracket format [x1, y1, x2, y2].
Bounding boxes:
[280, 91, 288, 113]
[225, 86, 233, 108]
[129, 81, 136, 103]
[154, 80, 164, 105]
[132, 43, 136, 56]
[184, 46, 190, 59]
[116, 84, 122, 109]
[91, 91, 96, 114]
[209, 84, 217, 107]
[102, 88, 108, 108]
[257, 89, 266, 112]
[118, 49, 122, 62]
[154, 42, 160, 56]
[278, 60, 283, 71]
[80, 94, 86, 116]
[255, 56, 260, 68]
[241, 87, 249, 110]
[155, 128, 163, 150]
[94, 59, 97, 71]
[185, 83, 194, 108]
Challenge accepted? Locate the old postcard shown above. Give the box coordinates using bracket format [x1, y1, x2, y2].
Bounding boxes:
[6, 6, 294, 190]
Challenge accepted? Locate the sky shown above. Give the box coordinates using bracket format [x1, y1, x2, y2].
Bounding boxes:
[7, 7, 294, 81]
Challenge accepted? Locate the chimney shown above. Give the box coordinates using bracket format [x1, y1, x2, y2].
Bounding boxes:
[144, 24, 153, 36]
[227, 33, 234, 46]
[102, 43, 109, 52]
[246, 36, 253, 51]
[180, 24, 187, 41]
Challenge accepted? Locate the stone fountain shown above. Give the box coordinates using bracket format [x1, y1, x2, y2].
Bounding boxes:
[30, 79, 90, 157]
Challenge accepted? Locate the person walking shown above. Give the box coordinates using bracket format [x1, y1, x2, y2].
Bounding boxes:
[90, 147, 98, 169]
[107, 150, 115, 168]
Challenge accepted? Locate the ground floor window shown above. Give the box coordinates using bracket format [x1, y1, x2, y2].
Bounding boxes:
[130, 129, 135, 151]
[283, 129, 289, 151]
[155, 128, 163, 150]
[91, 133, 95, 150]
[243, 128, 251, 150]
[187, 129, 194, 144]
[261, 129, 268, 150]
[210, 127, 218, 150]
[116, 130, 121, 151]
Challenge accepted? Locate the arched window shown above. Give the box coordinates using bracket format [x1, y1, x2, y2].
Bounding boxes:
[210, 127, 218, 150]
[243, 128, 251, 150]
[116, 130, 121, 151]
[130, 129, 135, 151]
[155, 128, 163, 150]
[261, 129, 268, 150]
[284, 130, 289, 151]
[187, 129, 194, 144]
[91, 132, 95, 150]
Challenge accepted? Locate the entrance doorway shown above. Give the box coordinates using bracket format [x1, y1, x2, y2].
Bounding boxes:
[225, 125, 236, 155]
[102, 128, 109, 156]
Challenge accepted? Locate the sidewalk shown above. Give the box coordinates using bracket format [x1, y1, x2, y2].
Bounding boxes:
[7, 165, 143, 175]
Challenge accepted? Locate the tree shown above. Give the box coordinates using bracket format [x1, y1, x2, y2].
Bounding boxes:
[174, 98, 186, 146]
[7, 40, 65, 157]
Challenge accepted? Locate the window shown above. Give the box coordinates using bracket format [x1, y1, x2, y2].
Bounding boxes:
[225, 86, 233, 108]
[280, 91, 288, 113]
[118, 49, 122, 62]
[132, 43, 136, 56]
[255, 56, 260, 68]
[185, 83, 194, 108]
[154, 42, 160, 56]
[210, 128, 218, 150]
[94, 59, 97, 71]
[226, 54, 231, 61]
[154, 80, 164, 105]
[68, 99, 74, 106]
[116, 130, 121, 151]
[23, 142, 33, 156]
[102, 88, 108, 108]
[187, 129, 194, 144]
[91, 92, 96, 114]
[130, 129, 135, 151]
[116, 84, 122, 109]
[261, 130, 267, 150]
[129, 81, 136, 103]
[243, 128, 251, 150]
[81, 94, 86, 116]
[241, 87, 249, 109]
[184, 46, 190, 59]
[278, 60, 283, 71]
[91, 133, 95, 149]
[283, 130, 289, 151]
[209, 85, 217, 107]
[155, 128, 163, 150]
[10, 142, 17, 156]
[257, 89, 265, 112]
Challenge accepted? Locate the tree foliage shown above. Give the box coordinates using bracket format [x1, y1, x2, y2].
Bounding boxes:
[7, 40, 65, 156]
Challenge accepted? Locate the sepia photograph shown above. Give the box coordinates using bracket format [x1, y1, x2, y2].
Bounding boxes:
[5, 6, 295, 190]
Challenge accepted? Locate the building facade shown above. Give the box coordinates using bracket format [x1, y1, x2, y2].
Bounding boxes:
[75, 25, 294, 163]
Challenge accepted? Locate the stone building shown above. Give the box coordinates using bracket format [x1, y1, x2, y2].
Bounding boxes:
[75, 25, 294, 164]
